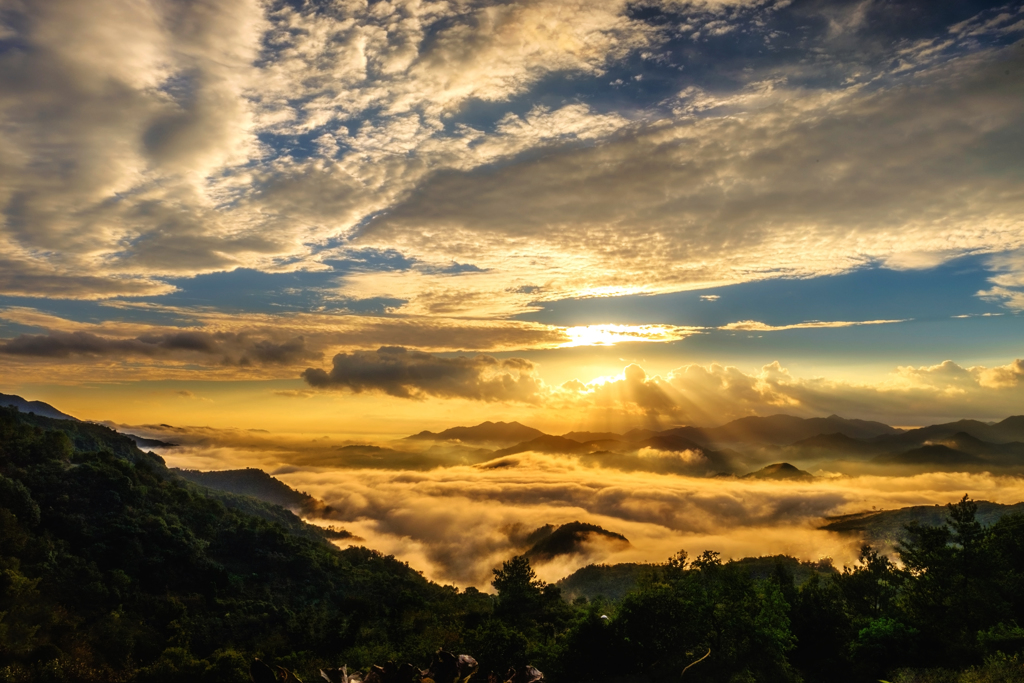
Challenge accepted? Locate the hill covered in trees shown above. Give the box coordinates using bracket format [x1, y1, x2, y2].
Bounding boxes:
[4, 406, 1024, 682]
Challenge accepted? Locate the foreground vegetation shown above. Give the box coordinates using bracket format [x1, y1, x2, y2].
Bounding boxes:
[2, 407, 1024, 682]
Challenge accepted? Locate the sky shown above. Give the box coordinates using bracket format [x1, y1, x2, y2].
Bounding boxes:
[3, 0, 1024, 588]
[1, 0, 1023, 432]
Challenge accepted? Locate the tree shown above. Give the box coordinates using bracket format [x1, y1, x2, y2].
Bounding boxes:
[897, 495, 1008, 668]
[492, 556, 543, 618]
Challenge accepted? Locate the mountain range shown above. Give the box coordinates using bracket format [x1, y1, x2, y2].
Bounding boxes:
[8, 389, 1024, 475]
[400, 413, 1024, 475]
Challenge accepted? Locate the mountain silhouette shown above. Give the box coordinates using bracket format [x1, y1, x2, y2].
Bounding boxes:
[406, 420, 545, 445]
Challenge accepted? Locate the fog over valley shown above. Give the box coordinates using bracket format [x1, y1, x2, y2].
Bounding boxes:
[117, 409, 1024, 588]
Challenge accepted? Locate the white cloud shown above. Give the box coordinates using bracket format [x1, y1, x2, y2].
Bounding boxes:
[719, 318, 908, 332]
[150, 431, 1024, 587]
[978, 249, 1024, 310]
[556, 357, 1024, 425]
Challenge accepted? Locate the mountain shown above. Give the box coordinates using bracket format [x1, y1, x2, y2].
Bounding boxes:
[177, 466, 315, 507]
[695, 414, 901, 446]
[488, 431, 741, 474]
[492, 434, 592, 457]
[779, 420, 1024, 468]
[900, 432, 1024, 465]
[872, 444, 986, 467]
[991, 415, 1024, 442]
[7, 407, 160, 462]
[525, 521, 630, 561]
[0, 395, 181, 450]
[0, 392, 78, 421]
[743, 462, 816, 481]
[409, 414, 1024, 462]
[633, 433, 707, 453]
[788, 432, 888, 458]
[175, 468, 355, 538]
[873, 416, 1024, 448]
[561, 431, 626, 443]
[405, 420, 545, 445]
[821, 500, 1024, 548]
[621, 428, 660, 441]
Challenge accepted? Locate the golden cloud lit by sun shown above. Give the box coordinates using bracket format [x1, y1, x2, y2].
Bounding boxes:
[558, 323, 700, 347]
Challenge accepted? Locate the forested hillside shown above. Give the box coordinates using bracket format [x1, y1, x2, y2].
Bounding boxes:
[3, 406, 1024, 682]
[0, 408, 459, 682]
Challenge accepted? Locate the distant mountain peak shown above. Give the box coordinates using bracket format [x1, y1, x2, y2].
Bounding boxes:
[405, 420, 546, 445]
[743, 462, 816, 481]
[524, 521, 630, 561]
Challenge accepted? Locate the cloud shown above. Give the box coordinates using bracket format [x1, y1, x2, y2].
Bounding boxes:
[273, 389, 317, 399]
[978, 359, 1024, 389]
[0, 259, 176, 300]
[0, 330, 320, 366]
[637, 447, 707, 465]
[7, 296, 1024, 422]
[302, 346, 546, 402]
[286, 465, 1024, 586]
[0, 0, 267, 292]
[978, 249, 1024, 310]
[559, 324, 701, 347]
[0, 0, 656, 299]
[0, 305, 577, 381]
[357, 43, 1024, 306]
[560, 357, 1024, 426]
[0, 0, 1018, 315]
[147, 428, 1024, 587]
[719, 318, 909, 332]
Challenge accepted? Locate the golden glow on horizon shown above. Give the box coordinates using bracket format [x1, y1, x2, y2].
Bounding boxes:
[559, 323, 699, 348]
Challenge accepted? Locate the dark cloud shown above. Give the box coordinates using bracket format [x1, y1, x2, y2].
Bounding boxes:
[0, 330, 320, 365]
[0, 258, 174, 300]
[302, 346, 545, 402]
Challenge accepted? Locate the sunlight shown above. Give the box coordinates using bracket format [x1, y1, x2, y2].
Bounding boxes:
[558, 323, 699, 347]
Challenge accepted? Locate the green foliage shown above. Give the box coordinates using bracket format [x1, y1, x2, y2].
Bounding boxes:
[0, 407, 465, 681]
[4, 406, 1024, 683]
[492, 555, 544, 618]
[463, 618, 529, 674]
[889, 653, 1024, 683]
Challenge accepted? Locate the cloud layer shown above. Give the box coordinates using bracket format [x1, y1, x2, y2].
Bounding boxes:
[152, 433, 1024, 587]
[0, 0, 1020, 317]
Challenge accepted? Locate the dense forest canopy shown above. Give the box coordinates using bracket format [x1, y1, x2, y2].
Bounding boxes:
[2, 407, 1024, 682]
